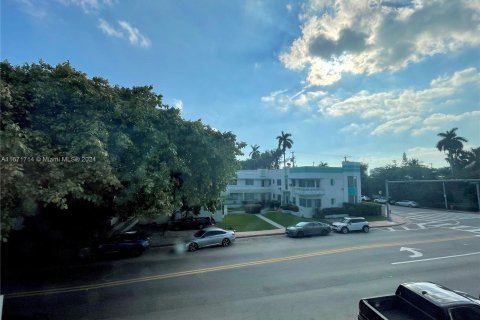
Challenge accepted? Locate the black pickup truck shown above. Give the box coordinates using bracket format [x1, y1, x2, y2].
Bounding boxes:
[358, 282, 480, 320]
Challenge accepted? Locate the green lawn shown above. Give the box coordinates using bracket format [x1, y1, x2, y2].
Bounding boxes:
[216, 213, 278, 232]
[263, 211, 315, 227]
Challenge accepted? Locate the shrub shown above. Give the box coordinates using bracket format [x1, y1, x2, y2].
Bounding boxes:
[312, 202, 382, 219]
[244, 203, 262, 214]
[280, 204, 299, 212]
[268, 200, 281, 209]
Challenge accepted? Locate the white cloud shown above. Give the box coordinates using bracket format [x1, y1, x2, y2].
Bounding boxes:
[118, 20, 151, 48]
[261, 88, 326, 112]
[263, 67, 480, 137]
[339, 123, 372, 135]
[371, 116, 422, 135]
[423, 111, 480, 126]
[281, 0, 480, 86]
[57, 0, 114, 13]
[16, 0, 46, 18]
[319, 68, 480, 128]
[97, 19, 151, 48]
[172, 99, 183, 111]
[98, 19, 122, 38]
[411, 126, 439, 137]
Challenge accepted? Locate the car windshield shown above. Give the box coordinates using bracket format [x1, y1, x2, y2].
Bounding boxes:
[2, 1, 479, 320]
[295, 222, 309, 227]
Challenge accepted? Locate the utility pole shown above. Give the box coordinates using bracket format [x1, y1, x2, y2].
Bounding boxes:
[343, 155, 351, 162]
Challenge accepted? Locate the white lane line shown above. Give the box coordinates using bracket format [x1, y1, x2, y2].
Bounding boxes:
[392, 251, 480, 265]
[450, 225, 473, 229]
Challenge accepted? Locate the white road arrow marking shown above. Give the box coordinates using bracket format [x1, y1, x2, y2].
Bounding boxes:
[400, 247, 423, 258]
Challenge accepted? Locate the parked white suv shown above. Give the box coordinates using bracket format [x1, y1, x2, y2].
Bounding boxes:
[331, 217, 369, 234]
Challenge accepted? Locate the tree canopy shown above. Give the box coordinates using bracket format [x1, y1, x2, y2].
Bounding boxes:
[276, 131, 293, 167]
[0, 61, 244, 240]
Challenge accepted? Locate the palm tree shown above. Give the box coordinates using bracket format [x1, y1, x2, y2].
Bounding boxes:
[317, 162, 328, 167]
[249, 145, 260, 160]
[436, 128, 468, 173]
[276, 131, 293, 167]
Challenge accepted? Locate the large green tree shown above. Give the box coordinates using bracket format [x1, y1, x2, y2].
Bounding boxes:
[249, 144, 260, 160]
[276, 131, 293, 168]
[0, 61, 244, 240]
[436, 128, 468, 173]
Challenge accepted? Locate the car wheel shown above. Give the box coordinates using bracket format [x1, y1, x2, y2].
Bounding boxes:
[320, 229, 328, 236]
[131, 247, 143, 257]
[408, 204, 413, 207]
[363, 226, 370, 233]
[198, 224, 204, 229]
[188, 243, 199, 252]
[297, 231, 304, 238]
[222, 238, 231, 247]
[341, 227, 349, 234]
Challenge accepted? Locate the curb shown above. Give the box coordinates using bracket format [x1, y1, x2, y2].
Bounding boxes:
[149, 215, 408, 247]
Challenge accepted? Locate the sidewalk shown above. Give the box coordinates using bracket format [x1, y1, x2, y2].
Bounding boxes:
[149, 214, 407, 247]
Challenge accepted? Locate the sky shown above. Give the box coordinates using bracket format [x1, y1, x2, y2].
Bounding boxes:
[1, 0, 479, 170]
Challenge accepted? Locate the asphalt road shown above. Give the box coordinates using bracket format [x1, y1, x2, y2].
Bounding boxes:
[3, 207, 480, 320]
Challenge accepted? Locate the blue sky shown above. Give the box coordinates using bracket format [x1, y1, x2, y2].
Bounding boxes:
[2, 0, 479, 170]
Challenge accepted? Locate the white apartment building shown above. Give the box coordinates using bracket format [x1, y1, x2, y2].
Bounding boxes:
[223, 162, 361, 217]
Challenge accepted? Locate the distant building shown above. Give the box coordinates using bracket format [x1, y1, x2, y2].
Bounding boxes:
[223, 162, 361, 217]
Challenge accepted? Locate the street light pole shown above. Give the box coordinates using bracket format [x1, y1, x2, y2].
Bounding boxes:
[385, 179, 390, 220]
[442, 182, 448, 210]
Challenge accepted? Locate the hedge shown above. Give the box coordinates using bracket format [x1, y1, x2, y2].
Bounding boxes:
[244, 203, 262, 214]
[313, 202, 382, 219]
[280, 204, 299, 212]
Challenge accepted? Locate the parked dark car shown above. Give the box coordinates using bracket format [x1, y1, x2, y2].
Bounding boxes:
[285, 221, 331, 237]
[93, 231, 150, 257]
[168, 216, 213, 230]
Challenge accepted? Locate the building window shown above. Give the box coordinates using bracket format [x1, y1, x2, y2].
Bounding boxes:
[348, 176, 357, 187]
[244, 193, 254, 200]
[245, 179, 254, 185]
[331, 198, 335, 205]
[277, 179, 281, 186]
[299, 198, 313, 207]
[229, 179, 237, 185]
[330, 179, 335, 186]
[292, 197, 296, 205]
[314, 199, 322, 208]
[298, 179, 320, 188]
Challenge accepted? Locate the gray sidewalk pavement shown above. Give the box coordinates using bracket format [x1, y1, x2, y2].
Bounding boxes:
[149, 214, 407, 248]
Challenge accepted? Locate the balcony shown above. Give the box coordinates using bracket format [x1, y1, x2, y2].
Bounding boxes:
[226, 185, 272, 193]
[292, 187, 325, 196]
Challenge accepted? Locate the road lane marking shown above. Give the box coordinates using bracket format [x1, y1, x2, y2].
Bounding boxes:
[5, 235, 477, 299]
[400, 247, 423, 258]
[391, 251, 480, 265]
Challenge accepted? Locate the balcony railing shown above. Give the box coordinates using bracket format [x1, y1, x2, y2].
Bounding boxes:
[292, 187, 325, 196]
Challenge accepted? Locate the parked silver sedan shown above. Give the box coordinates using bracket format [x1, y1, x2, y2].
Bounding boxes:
[395, 200, 419, 207]
[285, 221, 331, 238]
[185, 227, 235, 252]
